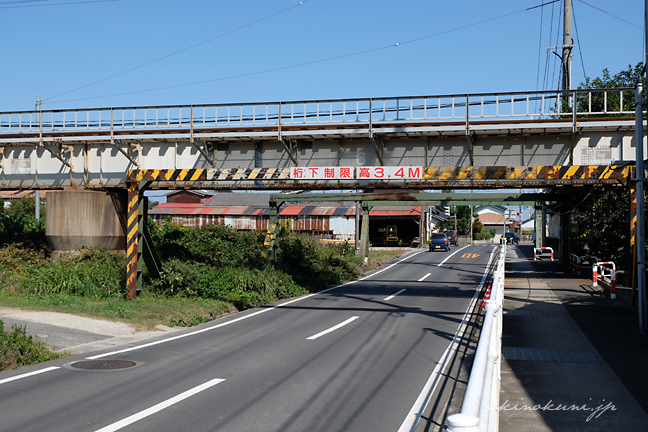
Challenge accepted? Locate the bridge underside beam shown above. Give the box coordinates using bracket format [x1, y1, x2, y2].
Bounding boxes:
[123, 165, 631, 190]
[270, 192, 543, 207]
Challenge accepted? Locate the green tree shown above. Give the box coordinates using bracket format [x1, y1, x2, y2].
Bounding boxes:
[570, 62, 643, 116]
[0, 196, 47, 250]
[547, 185, 633, 271]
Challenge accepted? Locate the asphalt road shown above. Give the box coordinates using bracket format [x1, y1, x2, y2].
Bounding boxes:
[0, 245, 496, 432]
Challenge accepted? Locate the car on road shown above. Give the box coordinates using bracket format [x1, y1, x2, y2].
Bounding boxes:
[429, 233, 451, 252]
[504, 232, 520, 245]
[444, 230, 458, 246]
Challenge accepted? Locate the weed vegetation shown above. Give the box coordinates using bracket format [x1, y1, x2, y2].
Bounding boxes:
[0, 320, 66, 371]
[0, 197, 405, 333]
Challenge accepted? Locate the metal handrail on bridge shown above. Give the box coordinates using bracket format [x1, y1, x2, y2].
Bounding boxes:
[0, 88, 635, 138]
[447, 244, 506, 432]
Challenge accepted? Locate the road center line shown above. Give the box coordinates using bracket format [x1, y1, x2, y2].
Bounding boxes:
[437, 245, 470, 267]
[0, 366, 60, 386]
[417, 273, 431, 282]
[306, 316, 359, 340]
[94, 377, 225, 432]
[384, 289, 406, 301]
[86, 281, 354, 360]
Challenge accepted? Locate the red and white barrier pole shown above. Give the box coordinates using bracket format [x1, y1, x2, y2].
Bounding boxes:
[592, 264, 598, 287]
[533, 248, 537, 261]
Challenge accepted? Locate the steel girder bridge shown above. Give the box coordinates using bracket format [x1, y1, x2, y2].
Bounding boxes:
[0, 88, 643, 298]
[0, 88, 642, 190]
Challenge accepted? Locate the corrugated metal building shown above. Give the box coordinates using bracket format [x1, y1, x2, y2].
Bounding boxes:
[150, 191, 444, 244]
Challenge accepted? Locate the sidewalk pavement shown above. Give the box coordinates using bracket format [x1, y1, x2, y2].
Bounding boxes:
[500, 244, 648, 431]
[0, 308, 179, 355]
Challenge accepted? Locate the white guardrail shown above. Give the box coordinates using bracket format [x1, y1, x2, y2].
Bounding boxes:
[447, 244, 506, 432]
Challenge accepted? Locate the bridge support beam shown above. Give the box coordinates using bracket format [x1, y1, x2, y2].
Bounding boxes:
[125, 180, 162, 299]
[359, 203, 371, 259]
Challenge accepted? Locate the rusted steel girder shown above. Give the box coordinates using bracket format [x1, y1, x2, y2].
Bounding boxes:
[125, 165, 631, 191]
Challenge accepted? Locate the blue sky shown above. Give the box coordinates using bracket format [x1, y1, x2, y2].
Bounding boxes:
[0, 0, 644, 112]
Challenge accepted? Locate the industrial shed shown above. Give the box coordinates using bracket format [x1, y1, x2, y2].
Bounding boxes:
[149, 191, 446, 245]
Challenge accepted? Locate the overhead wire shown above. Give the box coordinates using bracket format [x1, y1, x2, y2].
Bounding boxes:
[535, 2, 546, 112]
[572, 1, 587, 82]
[551, 0, 563, 92]
[576, 0, 642, 30]
[535, 2, 545, 92]
[45, 1, 565, 106]
[43, 0, 312, 103]
[541, 0, 557, 92]
[0, 0, 115, 8]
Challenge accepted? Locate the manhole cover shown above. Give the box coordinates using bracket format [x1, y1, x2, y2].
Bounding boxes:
[70, 360, 137, 370]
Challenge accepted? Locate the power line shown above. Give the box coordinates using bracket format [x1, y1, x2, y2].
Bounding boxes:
[43, 0, 312, 103]
[572, 1, 587, 81]
[0, 0, 116, 8]
[46, 3, 550, 106]
[576, 0, 642, 30]
[550, 1, 563, 92]
[535, 2, 545, 93]
[542, 0, 557, 91]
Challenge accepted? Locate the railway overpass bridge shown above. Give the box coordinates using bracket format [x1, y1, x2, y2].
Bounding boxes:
[0, 88, 641, 190]
[0, 88, 643, 296]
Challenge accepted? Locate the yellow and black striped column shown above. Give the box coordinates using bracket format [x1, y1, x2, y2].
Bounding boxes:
[126, 182, 140, 300]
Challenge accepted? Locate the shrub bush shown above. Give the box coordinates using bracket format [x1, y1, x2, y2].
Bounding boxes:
[1, 320, 65, 371]
[3, 249, 125, 299]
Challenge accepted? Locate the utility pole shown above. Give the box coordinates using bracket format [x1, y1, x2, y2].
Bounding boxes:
[637, 0, 648, 333]
[470, 205, 473, 244]
[562, 0, 573, 93]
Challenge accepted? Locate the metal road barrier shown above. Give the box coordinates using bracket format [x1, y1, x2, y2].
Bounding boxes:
[592, 261, 631, 300]
[533, 246, 554, 261]
[447, 244, 506, 432]
[0, 88, 634, 137]
[592, 261, 616, 289]
[569, 253, 581, 274]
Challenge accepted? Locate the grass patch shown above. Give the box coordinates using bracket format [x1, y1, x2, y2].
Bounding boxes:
[0, 290, 237, 330]
[0, 319, 67, 371]
[360, 248, 408, 272]
[0, 220, 408, 332]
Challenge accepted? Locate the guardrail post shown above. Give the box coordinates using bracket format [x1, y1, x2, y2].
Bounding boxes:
[447, 414, 479, 432]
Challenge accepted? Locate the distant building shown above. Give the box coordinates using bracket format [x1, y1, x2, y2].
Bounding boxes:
[165, 190, 216, 204]
[475, 205, 515, 236]
[0, 190, 48, 208]
[149, 191, 447, 246]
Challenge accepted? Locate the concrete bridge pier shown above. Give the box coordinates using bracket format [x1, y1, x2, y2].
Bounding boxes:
[45, 190, 127, 259]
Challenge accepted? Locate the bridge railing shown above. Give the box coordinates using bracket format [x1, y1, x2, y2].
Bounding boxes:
[0, 88, 635, 136]
[447, 244, 506, 432]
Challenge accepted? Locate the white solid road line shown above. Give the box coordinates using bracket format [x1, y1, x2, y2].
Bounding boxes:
[417, 272, 431, 282]
[359, 250, 425, 281]
[306, 316, 359, 340]
[0, 366, 60, 386]
[86, 282, 354, 360]
[383, 289, 407, 301]
[94, 377, 226, 432]
[398, 246, 497, 432]
[437, 245, 470, 267]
